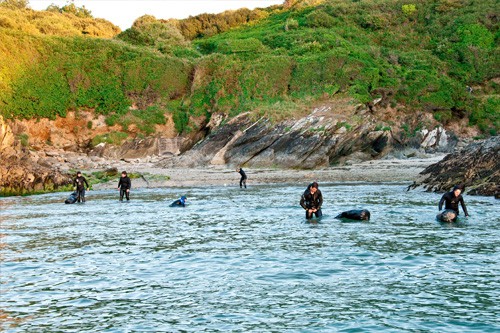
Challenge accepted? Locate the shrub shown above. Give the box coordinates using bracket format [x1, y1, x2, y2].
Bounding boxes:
[215, 38, 267, 54]
[91, 131, 129, 147]
[469, 97, 499, 133]
[117, 20, 188, 54]
[0, 0, 28, 9]
[172, 108, 189, 133]
[285, 18, 299, 30]
[305, 10, 336, 28]
[17, 132, 28, 146]
[402, 4, 417, 18]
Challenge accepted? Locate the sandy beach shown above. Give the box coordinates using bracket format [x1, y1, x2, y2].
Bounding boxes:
[91, 155, 445, 189]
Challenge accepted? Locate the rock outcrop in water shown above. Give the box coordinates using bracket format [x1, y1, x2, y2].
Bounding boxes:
[409, 136, 499, 197]
[0, 116, 71, 195]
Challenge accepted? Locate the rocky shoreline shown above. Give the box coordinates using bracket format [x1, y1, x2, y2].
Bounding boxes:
[409, 136, 499, 198]
[2, 108, 496, 196]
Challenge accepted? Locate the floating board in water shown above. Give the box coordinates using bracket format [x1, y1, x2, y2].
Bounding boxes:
[336, 209, 371, 221]
[65, 192, 78, 204]
[436, 209, 457, 222]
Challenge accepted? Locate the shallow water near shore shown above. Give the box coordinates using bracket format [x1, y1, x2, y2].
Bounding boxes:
[1, 183, 499, 332]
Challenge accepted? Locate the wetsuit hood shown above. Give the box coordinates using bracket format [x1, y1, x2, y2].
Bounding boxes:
[180, 196, 186, 204]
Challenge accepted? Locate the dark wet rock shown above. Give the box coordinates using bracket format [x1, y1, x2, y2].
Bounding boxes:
[336, 209, 371, 221]
[409, 136, 499, 197]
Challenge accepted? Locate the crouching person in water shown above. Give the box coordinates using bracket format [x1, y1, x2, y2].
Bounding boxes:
[170, 196, 187, 207]
[300, 182, 323, 219]
[73, 171, 89, 203]
[439, 184, 469, 218]
[117, 171, 131, 201]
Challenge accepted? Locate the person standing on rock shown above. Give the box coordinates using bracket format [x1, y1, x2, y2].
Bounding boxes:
[300, 182, 323, 219]
[73, 171, 89, 203]
[439, 184, 469, 218]
[237, 167, 247, 189]
[117, 171, 131, 201]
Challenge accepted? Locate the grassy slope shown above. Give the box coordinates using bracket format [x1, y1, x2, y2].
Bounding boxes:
[0, 0, 498, 138]
[192, 0, 499, 133]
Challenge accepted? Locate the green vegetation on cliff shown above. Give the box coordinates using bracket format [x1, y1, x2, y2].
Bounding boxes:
[0, 0, 498, 136]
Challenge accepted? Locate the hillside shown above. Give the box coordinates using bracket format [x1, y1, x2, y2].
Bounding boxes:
[0, 0, 498, 141]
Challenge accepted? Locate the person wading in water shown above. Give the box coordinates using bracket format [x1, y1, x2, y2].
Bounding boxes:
[439, 184, 469, 218]
[117, 171, 131, 201]
[73, 171, 89, 203]
[300, 182, 323, 219]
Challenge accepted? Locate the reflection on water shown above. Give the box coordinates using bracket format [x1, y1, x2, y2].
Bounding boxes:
[0, 184, 499, 332]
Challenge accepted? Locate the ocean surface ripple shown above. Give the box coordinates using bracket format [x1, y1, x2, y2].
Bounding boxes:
[1, 184, 499, 332]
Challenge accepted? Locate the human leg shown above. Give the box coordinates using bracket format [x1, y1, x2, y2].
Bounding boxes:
[120, 189, 125, 201]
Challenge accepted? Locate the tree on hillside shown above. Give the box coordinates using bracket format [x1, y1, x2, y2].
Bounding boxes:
[284, 0, 325, 9]
[0, 0, 29, 9]
[175, 8, 268, 39]
[118, 16, 188, 54]
[46, 0, 92, 18]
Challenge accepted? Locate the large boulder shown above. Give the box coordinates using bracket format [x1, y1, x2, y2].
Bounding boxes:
[409, 136, 499, 197]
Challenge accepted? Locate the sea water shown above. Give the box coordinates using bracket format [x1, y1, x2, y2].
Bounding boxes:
[0, 183, 498, 332]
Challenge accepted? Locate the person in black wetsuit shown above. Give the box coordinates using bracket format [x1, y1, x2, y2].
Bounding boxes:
[439, 184, 469, 217]
[73, 171, 89, 203]
[117, 171, 131, 201]
[237, 167, 247, 188]
[300, 182, 323, 219]
[170, 196, 187, 207]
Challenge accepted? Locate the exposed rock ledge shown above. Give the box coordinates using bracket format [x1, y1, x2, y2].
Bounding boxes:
[0, 116, 71, 195]
[156, 107, 457, 169]
[409, 136, 499, 197]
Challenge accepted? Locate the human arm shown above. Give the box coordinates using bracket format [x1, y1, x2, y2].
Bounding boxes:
[460, 197, 469, 216]
[317, 191, 323, 210]
[83, 177, 89, 189]
[300, 194, 307, 210]
[438, 194, 445, 211]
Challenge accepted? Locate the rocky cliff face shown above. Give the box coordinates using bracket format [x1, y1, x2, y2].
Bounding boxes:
[157, 103, 457, 169]
[409, 136, 499, 197]
[0, 100, 466, 195]
[0, 116, 71, 195]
